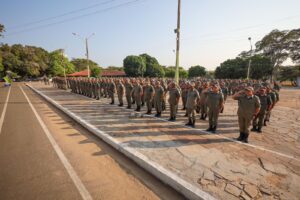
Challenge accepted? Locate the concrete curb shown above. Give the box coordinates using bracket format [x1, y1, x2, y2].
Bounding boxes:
[27, 84, 217, 200]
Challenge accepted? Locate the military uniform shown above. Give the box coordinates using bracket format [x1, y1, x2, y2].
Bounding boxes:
[199, 87, 208, 120]
[154, 85, 164, 117]
[252, 93, 272, 132]
[234, 93, 261, 143]
[168, 87, 181, 121]
[132, 83, 143, 111]
[181, 86, 188, 110]
[186, 88, 200, 127]
[206, 90, 224, 132]
[125, 81, 133, 109]
[265, 90, 279, 124]
[144, 84, 154, 114]
[117, 81, 125, 106]
[108, 80, 116, 104]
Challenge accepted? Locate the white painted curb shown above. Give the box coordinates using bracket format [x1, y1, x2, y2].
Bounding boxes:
[27, 84, 217, 200]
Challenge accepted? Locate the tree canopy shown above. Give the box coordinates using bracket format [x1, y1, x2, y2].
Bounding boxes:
[0, 44, 75, 78]
[188, 65, 207, 78]
[164, 66, 188, 78]
[71, 58, 100, 72]
[91, 67, 101, 77]
[278, 65, 300, 86]
[48, 49, 75, 77]
[215, 55, 272, 80]
[139, 53, 165, 77]
[1, 44, 50, 78]
[123, 55, 146, 77]
[255, 28, 300, 79]
[0, 24, 4, 37]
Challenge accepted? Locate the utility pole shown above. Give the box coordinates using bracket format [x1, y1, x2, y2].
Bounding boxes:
[61, 49, 67, 89]
[85, 38, 90, 78]
[72, 33, 95, 78]
[247, 37, 252, 80]
[174, 0, 181, 84]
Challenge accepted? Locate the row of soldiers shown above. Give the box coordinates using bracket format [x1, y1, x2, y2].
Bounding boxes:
[52, 77, 280, 143]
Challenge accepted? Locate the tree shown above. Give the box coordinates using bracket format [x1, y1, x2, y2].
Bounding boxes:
[48, 49, 75, 76]
[188, 65, 207, 78]
[91, 67, 101, 77]
[0, 44, 49, 77]
[255, 29, 300, 80]
[0, 53, 4, 78]
[164, 66, 188, 78]
[139, 53, 165, 77]
[106, 66, 124, 71]
[123, 55, 146, 77]
[249, 55, 273, 80]
[278, 66, 300, 86]
[0, 24, 4, 37]
[215, 55, 272, 80]
[71, 58, 100, 72]
[215, 57, 247, 79]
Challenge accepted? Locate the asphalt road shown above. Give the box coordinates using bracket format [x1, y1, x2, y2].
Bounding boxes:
[0, 83, 183, 200]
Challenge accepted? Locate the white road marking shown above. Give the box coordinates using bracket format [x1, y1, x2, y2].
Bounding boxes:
[20, 86, 93, 200]
[27, 84, 216, 200]
[0, 86, 11, 134]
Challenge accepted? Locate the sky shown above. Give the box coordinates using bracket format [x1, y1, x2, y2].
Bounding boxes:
[1, 0, 300, 70]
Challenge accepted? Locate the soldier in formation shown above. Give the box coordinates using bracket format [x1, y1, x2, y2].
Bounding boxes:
[52, 76, 280, 143]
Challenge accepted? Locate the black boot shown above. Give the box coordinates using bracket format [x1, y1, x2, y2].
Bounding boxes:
[236, 132, 244, 141]
[242, 132, 249, 143]
[182, 107, 186, 110]
[120, 103, 123, 107]
[251, 126, 257, 132]
[110, 101, 114, 105]
[206, 126, 213, 132]
[211, 126, 217, 133]
[257, 127, 262, 133]
[155, 112, 161, 117]
[191, 119, 195, 128]
[263, 120, 267, 126]
[168, 117, 173, 121]
[126, 106, 131, 109]
[185, 119, 192, 126]
[135, 106, 141, 112]
[200, 114, 204, 120]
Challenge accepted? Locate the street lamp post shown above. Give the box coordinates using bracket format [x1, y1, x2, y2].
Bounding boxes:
[174, 0, 181, 84]
[72, 33, 95, 78]
[61, 49, 67, 89]
[247, 37, 253, 80]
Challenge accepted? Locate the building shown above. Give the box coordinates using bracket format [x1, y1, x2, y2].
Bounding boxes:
[68, 69, 126, 77]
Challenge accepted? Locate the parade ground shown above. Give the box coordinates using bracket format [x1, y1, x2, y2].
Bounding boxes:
[1, 82, 298, 200]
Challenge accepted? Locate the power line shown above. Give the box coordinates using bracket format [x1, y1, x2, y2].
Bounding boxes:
[7, 0, 117, 30]
[5, 0, 145, 37]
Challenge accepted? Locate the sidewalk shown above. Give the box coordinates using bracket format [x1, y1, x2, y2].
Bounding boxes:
[28, 83, 300, 200]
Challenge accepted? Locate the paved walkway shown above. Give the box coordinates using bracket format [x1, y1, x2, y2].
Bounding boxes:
[28, 83, 300, 200]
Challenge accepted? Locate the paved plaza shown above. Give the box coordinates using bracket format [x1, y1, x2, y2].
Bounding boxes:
[28, 82, 300, 200]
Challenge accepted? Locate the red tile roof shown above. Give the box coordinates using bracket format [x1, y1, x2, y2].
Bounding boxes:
[102, 70, 126, 77]
[68, 70, 89, 77]
[67, 69, 126, 77]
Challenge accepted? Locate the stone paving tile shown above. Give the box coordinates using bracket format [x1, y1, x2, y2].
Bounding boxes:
[30, 83, 300, 200]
